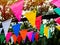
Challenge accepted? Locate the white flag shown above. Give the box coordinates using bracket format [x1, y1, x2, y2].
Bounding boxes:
[2, 19, 12, 36]
[0, 28, 2, 34]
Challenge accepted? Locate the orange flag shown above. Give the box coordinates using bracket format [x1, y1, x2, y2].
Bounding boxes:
[20, 29, 27, 40]
[12, 34, 17, 44]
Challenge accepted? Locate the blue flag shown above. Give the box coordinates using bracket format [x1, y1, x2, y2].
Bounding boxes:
[32, 33, 35, 42]
[12, 24, 21, 36]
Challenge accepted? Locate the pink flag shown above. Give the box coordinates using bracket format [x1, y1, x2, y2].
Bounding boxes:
[35, 16, 42, 30]
[10, 0, 24, 21]
[51, 0, 60, 8]
[54, 17, 60, 24]
[27, 31, 33, 42]
[51, 0, 57, 4]
[6, 32, 12, 43]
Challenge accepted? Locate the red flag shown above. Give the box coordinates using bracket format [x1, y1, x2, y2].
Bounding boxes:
[35, 16, 42, 30]
[35, 32, 39, 42]
[17, 35, 22, 44]
[54, 17, 60, 24]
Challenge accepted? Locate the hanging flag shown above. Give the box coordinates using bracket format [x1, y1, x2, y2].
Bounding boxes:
[27, 31, 33, 42]
[40, 24, 44, 36]
[11, 36, 14, 44]
[35, 16, 42, 30]
[12, 24, 21, 37]
[35, 32, 39, 42]
[0, 34, 5, 44]
[56, 26, 60, 30]
[32, 33, 35, 42]
[10, 0, 24, 21]
[54, 8, 60, 16]
[2, 19, 12, 36]
[6, 32, 12, 43]
[44, 26, 49, 38]
[17, 34, 22, 44]
[25, 11, 36, 27]
[20, 29, 27, 40]
[12, 34, 17, 44]
[0, 28, 2, 34]
[51, 0, 60, 8]
[54, 17, 60, 24]
[48, 29, 52, 38]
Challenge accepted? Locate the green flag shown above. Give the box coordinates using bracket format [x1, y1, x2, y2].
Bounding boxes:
[48, 30, 52, 39]
[40, 24, 44, 37]
[0, 34, 5, 44]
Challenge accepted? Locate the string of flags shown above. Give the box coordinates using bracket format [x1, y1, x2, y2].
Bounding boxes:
[0, 0, 60, 44]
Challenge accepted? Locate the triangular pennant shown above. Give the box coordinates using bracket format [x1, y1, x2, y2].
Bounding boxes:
[6, 32, 12, 43]
[40, 24, 44, 36]
[54, 17, 60, 24]
[11, 36, 14, 44]
[32, 33, 35, 42]
[25, 11, 36, 27]
[2, 19, 12, 36]
[12, 24, 21, 36]
[35, 16, 42, 30]
[51, 0, 60, 8]
[48, 30, 52, 38]
[10, 0, 24, 21]
[51, 0, 57, 4]
[35, 32, 39, 42]
[0, 28, 2, 34]
[54, 8, 60, 15]
[27, 31, 33, 42]
[12, 34, 17, 44]
[20, 29, 27, 40]
[56, 26, 60, 30]
[17, 34, 22, 44]
[0, 34, 5, 44]
[44, 26, 49, 38]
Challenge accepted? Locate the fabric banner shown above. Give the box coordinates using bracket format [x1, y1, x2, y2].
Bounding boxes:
[2, 19, 12, 36]
[10, 0, 24, 21]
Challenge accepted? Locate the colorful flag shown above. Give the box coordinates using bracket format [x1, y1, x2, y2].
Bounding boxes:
[6, 32, 12, 43]
[0, 28, 2, 34]
[35, 32, 39, 42]
[44, 26, 49, 38]
[17, 34, 22, 44]
[20, 29, 27, 40]
[25, 11, 36, 27]
[2, 19, 12, 36]
[54, 8, 60, 15]
[10, 0, 24, 21]
[40, 24, 44, 36]
[36, 16, 42, 30]
[48, 30, 52, 38]
[51, 0, 60, 8]
[54, 17, 60, 24]
[12, 24, 21, 36]
[27, 31, 33, 42]
[12, 34, 17, 44]
[32, 33, 35, 42]
[56, 26, 60, 30]
[0, 34, 5, 44]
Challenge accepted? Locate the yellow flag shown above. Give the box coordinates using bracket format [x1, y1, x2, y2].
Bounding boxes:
[56, 26, 60, 30]
[44, 26, 49, 38]
[25, 10, 36, 27]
